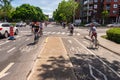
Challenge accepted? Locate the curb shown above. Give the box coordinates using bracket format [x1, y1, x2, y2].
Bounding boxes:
[84, 36, 120, 56]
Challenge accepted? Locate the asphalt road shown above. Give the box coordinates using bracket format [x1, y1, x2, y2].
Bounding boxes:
[0, 25, 46, 80]
[0, 24, 120, 80]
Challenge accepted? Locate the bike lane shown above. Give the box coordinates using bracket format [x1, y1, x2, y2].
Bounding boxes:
[27, 37, 77, 80]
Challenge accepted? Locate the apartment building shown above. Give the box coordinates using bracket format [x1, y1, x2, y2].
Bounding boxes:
[81, 0, 120, 24]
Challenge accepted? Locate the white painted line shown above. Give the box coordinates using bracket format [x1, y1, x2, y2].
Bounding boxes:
[51, 32, 55, 34]
[89, 64, 98, 80]
[67, 33, 69, 35]
[43, 31, 47, 34]
[0, 41, 9, 46]
[89, 64, 108, 80]
[57, 32, 60, 34]
[47, 32, 51, 34]
[77, 33, 80, 36]
[15, 35, 21, 38]
[74, 38, 120, 78]
[20, 31, 31, 33]
[0, 63, 14, 79]
[26, 38, 30, 41]
[68, 40, 72, 44]
[61, 32, 65, 35]
[83, 41, 89, 45]
[73, 33, 75, 35]
[7, 47, 16, 53]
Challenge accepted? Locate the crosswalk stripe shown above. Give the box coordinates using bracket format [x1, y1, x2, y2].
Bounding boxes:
[20, 31, 81, 36]
[57, 32, 60, 34]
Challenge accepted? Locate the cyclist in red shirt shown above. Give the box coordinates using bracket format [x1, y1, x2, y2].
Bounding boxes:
[89, 23, 97, 41]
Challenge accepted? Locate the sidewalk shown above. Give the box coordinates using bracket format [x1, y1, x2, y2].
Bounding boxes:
[85, 33, 120, 56]
[27, 37, 77, 80]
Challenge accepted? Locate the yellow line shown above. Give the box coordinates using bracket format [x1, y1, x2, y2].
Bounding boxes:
[45, 37, 49, 43]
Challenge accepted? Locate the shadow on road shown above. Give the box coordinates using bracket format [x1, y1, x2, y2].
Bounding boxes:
[36, 56, 76, 80]
[35, 54, 120, 80]
[70, 54, 120, 80]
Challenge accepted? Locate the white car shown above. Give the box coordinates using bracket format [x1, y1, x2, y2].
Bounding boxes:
[0, 22, 19, 38]
[107, 23, 120, 27]
[84, 22, 101, 27]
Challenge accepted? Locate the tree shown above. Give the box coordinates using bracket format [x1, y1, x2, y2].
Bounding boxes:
[0, 0, 13, 21]
[12, 4, 46, 22]
[53, 0, 78, 23]
[102, 10, 109, 24]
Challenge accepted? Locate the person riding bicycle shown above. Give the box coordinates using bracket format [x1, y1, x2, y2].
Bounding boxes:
[39, 22, 43, 36]
[69, 23, 74, 35]
[89, 23, 97, 41]
[31, 21, 40, 42]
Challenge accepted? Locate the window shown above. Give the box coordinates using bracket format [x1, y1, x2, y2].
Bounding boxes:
[94, 5, 97, 9]
[113, 4, 118, 8]
[113, 10, 117, 14]
[114, 0, 118, 2]
[106, 0, 111, 2]
[2, 24, 10, 27]
[94, 0, 98, 2]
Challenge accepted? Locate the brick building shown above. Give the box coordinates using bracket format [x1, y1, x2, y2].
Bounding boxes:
[80, 0, 120, 24]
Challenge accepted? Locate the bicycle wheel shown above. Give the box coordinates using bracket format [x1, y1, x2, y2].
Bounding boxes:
[95, 40, 99, 49]
[34, 33, 39, 43]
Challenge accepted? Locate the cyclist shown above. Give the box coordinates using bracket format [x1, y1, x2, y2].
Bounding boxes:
[39, 22, 43, 36]
[31, 21, 40, 43]
[69, 23, 74, 36]
[89, 23, 97, 42]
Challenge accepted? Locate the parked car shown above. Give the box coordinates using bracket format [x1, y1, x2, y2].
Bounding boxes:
[107, 23, 120, 27]
[84, 22, 101, 27]
[0, 22, 19, 38]
[16, 22, 26, 27]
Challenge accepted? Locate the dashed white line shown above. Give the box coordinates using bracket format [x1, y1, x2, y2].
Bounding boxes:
[0, 62, 14, 79]
[26, 38, 30, 41]
[0, 41, 9, 46]
[7, 47, 16, 53]
[77, 33, 80, 36]
[68, 40, 72, 44]
[83, 41, 89, 45]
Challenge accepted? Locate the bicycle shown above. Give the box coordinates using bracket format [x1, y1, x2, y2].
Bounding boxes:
[89, 36, 99, 49]
[34, 32, 39, 44]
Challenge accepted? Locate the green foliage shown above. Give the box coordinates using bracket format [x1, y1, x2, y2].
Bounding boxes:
[0, 0, 13, 21]
[102, 10, 109, 18]
[53, 0, 78, 23]
[11, 4, 46, 21]
[106, 28, 120, 43]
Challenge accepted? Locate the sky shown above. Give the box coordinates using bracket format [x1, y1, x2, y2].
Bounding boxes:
[11, 0, 65, 18]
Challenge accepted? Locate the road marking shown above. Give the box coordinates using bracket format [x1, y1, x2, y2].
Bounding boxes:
[57, 32, 60, 34]
[77, 33, 80, 36]
[83, 41, 89, 45]
[67, 33, 69, 35]
[51, 32, 55, 34]
[7, 47, 16, 53]
[74, 38, 120, 78]
[26, 38, 30, 41]
[47, 32, 51, 34]
[89, 64, 108, 80]
[20, 31, 31, 33]
[68, 40, 72, 44]
[61, 32, 65, 35]
[0, 63, 14, 79]
[0, 41, 9, 46]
